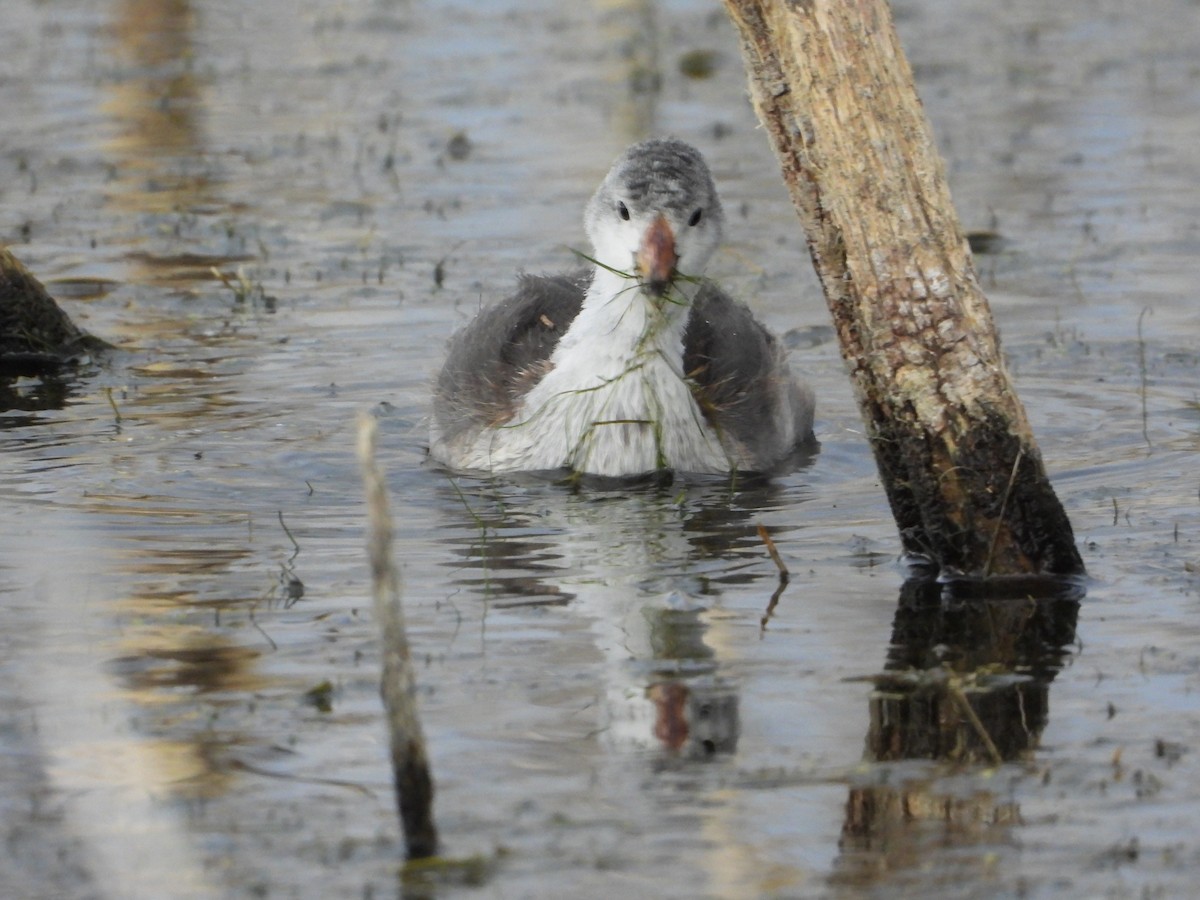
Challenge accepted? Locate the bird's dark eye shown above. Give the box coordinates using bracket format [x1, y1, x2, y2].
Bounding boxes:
[688, 208, 703, 227]
[617, 201, 630, 221]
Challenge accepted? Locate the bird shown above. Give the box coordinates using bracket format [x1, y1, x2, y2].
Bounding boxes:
[429, 138, 815, 479]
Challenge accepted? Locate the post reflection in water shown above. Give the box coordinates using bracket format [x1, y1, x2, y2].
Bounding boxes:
[106, 0, 261, 292]
[81, 0, 285, 807]
[436, 473, 806, 761]
[834, 576, 1083, 889]
[106, 0, 207, 216]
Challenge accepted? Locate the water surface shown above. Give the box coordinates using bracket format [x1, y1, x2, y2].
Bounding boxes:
[2, 0, 1200, 897]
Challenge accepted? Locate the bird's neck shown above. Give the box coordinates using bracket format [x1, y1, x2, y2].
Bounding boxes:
[552, 265, 695, 373]
[507, 264, 729, 476]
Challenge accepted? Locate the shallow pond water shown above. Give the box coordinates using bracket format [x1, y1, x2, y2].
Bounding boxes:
[2, 0, 1200, 897]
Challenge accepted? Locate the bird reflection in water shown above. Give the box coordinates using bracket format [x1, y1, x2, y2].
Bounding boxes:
[436, 475, 806, 759]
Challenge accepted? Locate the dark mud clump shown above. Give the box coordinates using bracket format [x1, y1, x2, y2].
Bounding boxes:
[1, 246, 108, 379]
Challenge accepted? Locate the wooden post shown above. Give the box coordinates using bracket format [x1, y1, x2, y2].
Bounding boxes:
[722, 0, 1083, 578]
[357, 414, 439, 859]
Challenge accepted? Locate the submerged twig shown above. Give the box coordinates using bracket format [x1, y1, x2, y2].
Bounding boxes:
[948, 681, 1003, 766]
[757, 524, 790, 633]
[277, 510, 300, 559]
[247, 597, 278, 652]
[759, 578, 788, 635]
[276, 511, 305, 607]
[105, 387, 122, 425]
[756, 523, 789, 578]
[1137, 306, 1152, 448]
[357, 412, 439, 860]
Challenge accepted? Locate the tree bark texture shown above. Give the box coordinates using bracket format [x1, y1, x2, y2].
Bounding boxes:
[722, 0, 1083, 577]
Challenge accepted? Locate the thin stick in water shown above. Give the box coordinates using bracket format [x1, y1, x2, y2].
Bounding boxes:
[756, 523, 789, 578]
[757, 524, 790, 632]
[1137, 306, 1152, 448]
[105, 387, 122, 425]
[277, 510, 300, 558]
[356, 412, 439, 859]
[949, 682, 1003, 766]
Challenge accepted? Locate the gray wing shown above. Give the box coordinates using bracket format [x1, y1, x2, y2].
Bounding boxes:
[684, 282, 816, 470]
[433, 271, 588, 445]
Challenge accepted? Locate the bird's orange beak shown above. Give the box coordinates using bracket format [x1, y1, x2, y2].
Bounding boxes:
[636, 214, 677, 297]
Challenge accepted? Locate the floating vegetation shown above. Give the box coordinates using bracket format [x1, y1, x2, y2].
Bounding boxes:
[445, 131, 472, 161]
[303, 680, 334, 713]
[400, 850, 503, 891]
[211, 265, 277, 310]
[679, 48, 720, 80]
